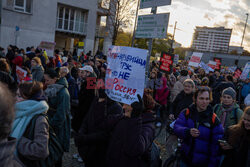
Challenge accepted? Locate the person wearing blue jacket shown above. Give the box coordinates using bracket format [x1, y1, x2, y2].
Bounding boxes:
[174, 87, 224, 167]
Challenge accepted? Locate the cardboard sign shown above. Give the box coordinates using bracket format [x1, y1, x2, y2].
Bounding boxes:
[240, 62, 250, 80]
[105, 46, 147, 105]
[38, 41, 56, 50]
[159, 52, 173, 73]
[16, 66, 27, 83]
[214, 58, 221, 70]
[207, 60, 217, 70]
[188, 52, 203, 67]
[234, 68, 242, 79]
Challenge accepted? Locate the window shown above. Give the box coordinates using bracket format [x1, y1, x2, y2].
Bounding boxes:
[14, 0, 32, 13]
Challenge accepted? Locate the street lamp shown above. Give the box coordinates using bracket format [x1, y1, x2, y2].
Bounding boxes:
[241, 13, 249, 47]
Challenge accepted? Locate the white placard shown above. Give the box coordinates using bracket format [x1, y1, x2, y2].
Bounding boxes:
[188, 52, 203, 67]
[16, 66, 27, 83]
[174, 54, 179, 64]
[240, 62, 250, 80]
[199, 61, 214, 74]
[207, 60, 217, 70]
[105, 46, 147, 105]
[228, 66, 237, 73]
[140, 0, 172, 9]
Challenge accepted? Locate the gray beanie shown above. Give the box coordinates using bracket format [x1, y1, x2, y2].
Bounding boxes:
[222, 87, 236, 99]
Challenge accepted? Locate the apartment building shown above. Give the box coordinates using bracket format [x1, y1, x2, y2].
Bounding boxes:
[191, 26, 232, 53]
[0, 0, 109, 56]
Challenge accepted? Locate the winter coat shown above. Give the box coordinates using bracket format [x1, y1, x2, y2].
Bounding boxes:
[0, 137, 24, 167]
[0, 70, 17, 93]
[18, 115, 49, 161]
[241, 83, 250, 98]
[174, 104, 224, 167]
[76, 97, 123, 167]
[106, 112, 155, 167]
[155, 77, 169, 105]
[170, 90, 194, 118]
[213, 103, 243, 130]
[46, 77, 71, 152]
[66, 73, 78, 101]
[171, 75, 190, 101]
[31, 65, 44, 82]
[72, 74, 96, 132]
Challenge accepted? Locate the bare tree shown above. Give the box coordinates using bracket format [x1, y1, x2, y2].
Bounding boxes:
[103, 0, 137, 44]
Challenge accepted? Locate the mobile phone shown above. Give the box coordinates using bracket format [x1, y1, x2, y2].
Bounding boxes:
[218, 139, 228, 144]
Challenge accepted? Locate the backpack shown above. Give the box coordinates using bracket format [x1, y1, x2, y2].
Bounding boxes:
[19, 114, 64, 167]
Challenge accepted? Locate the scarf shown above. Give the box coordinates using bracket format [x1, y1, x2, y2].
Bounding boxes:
[220, 104, 234, 128]
[11, 100, 49, 140]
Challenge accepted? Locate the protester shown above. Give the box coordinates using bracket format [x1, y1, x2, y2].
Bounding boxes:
[174, 87, 224, 167]
[44, 68, 71, 167]
[106, 94, 155, 167]
[219, 106, 250, 167]
[0, 83, 23, 167]
[31, 57, 44, 82]
[10, 82, 49, 166]
[75, 89, 123, 167]
[169, 79, 195, 120]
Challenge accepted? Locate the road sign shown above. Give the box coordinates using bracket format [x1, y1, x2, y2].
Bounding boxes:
[135, 13, 169, 39]
[140, 0, 172, 9]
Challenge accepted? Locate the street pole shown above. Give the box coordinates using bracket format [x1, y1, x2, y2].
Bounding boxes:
[170, 21, 177, 54]
[131, 0, 140, 47]
[241, 13, 249, 47]
[145, 6, 157, 87]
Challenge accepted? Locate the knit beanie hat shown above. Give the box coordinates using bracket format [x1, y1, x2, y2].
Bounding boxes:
[222, 87, 236, 99]
[180, 70, 188, 76]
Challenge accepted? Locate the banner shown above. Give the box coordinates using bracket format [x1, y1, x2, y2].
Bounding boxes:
[105, 46, 147, 105]
[38, 41, 56, 50]
[207, 60, 217, 70]
[199, 61, 214, 74]
[16, 66, 27, 83]
[240, 62, 250, 80]
[234, 68, 242, 79]
[159, 52, 174, 73]
[188, 52, 203, 67]
[214, 58, 221, 70]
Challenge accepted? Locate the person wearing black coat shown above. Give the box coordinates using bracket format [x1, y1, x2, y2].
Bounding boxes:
[74, 90, 123, 167]
[106, 95, 155, 167]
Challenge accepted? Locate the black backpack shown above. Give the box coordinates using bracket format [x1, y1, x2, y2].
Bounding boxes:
[19, 113, 64, 167]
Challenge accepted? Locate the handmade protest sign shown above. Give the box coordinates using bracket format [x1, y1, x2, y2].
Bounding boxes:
[214, 58, 221, 70]
[228, 66, 237, 73]
[240, 62, 250, 80]
[16, 66, 27, 83]
[188, 52, 203, 67]
[159, 52, 173, 73]
[105, 46, 147, 105]
[207, 60, 217, 70]
[234, 68, 242, 79]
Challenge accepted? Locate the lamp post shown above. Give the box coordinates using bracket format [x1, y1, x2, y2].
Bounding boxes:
[241, 13, 249, 47]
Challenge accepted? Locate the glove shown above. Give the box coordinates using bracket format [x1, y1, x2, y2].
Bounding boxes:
[131, 94, 144, 118]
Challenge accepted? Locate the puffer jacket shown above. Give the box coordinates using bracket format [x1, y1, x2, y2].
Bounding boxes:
[174, 104, 224, 167]
[31, 65, 44, 82]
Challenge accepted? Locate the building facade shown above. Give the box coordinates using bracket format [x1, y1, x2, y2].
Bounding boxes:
[0, 0, 109, 56]
[191, 26, 232, 53]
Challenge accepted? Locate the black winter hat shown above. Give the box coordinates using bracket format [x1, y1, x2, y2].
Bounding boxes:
[180, 70, 188, 76]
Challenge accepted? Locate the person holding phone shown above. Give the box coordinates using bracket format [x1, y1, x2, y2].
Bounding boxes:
[219, 106, 250, 167]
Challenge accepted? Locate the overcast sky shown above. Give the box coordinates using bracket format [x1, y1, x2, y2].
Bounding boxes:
[138, 0, 250, 51]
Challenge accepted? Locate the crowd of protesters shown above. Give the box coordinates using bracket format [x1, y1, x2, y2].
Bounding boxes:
[0, 44, 249, 167]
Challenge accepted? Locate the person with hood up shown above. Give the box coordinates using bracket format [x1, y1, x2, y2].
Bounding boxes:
[31, 57, 44, 82]
[174, 87, 224, 167]
[44, 68, 71, 167]
[74, 89, 123, 167]
[10, 82, 49, 166]
[171, 69, 190, 101]
[106, 93, 155, 167]
[0, 83, 23, 167]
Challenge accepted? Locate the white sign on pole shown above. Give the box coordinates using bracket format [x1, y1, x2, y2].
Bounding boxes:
[188, 52, 203, 67]
[199, 61, 214, 74]
[105, 46, 147, 105]
[173, 54, 179, 64]
[135, 13, 170, 39]
[240, 62, 250, 80]
[140, 0, 172, 9]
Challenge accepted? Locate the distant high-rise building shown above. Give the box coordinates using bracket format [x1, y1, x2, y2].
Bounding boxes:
[191, 26, 232, 53]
